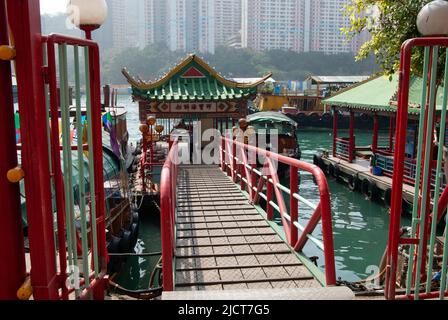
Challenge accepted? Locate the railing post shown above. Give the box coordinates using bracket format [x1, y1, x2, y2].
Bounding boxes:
[372, 114, 379, 153]
[349, 111, 355, 163]
[220, 137, 225, 171]
[290, 166, 299, 246]
[389, 115, 395, 152]
[251, 163, 257, 201]
[232, 140, 237, 183]
[0, 0, 26, 299]
[266, 175, 274, 220]
[332, 107, 338, 158]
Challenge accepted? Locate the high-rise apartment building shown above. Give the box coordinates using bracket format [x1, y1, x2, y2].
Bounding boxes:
[214, 0, 242, 47]
[242, 0, 370, 54]
[242, 0, 305, 52]
[307, 0, 360, 54]
[144, 0, 215, 53]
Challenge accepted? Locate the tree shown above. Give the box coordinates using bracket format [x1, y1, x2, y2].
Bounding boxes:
[343, 0, 430, 78]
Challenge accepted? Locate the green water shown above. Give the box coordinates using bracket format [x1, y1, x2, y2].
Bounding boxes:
[115, 96, 409, 288]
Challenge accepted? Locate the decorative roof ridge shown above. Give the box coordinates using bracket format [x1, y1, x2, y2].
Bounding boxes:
[122, 54, 273, 90]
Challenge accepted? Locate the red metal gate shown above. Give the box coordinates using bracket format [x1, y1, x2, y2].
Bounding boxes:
[386, 37, 448, 300]
[0, 1, 107, 300]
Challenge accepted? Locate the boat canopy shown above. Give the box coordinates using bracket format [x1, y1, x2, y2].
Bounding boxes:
[247, 111, 297, 135]
[20, 145, 121, 228]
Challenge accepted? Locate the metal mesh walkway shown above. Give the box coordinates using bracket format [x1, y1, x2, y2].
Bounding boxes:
[174, 165, 320, 291]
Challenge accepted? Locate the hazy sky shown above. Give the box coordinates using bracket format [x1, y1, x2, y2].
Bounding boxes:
[40, 0, 68, 15]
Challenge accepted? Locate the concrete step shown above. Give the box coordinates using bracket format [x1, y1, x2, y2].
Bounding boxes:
[162, 286, 355, 300]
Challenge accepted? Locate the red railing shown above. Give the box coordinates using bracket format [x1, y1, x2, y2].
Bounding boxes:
[335, 137, 354, 163]
[220, 136, 336, 285]
[159, 139, 179, 291]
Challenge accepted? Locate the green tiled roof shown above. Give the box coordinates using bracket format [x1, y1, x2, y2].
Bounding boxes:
[323, 74, 447, 115]
[122, 54, 272, 102]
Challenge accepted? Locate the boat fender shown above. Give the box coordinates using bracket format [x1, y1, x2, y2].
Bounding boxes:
[333, 164, 341, 179]
[348, 174, 360, 191]
[129, 222, 139, 250]
[120, 230, 132, 253]
[321, 112, 332, 125]
[362, 179, 379, 201]
[313, 154, 320, 166]
[17, 276, 32, 300]
[361, 179, 371, 198]
[132, 211, 139, 225]
[368, 182, 380, 201]
[107, 235, 121, 254]
[327, 163, 335, 177]
[384, 188, 392, 207]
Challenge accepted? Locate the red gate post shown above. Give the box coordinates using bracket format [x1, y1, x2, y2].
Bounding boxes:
[7, 0, 59, 299]
[0, 0, 26, 300]
[385, 41, 412, 300]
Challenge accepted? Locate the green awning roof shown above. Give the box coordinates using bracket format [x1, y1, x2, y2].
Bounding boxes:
[323, 74, 447, 115]
[122, 54, 272, 102]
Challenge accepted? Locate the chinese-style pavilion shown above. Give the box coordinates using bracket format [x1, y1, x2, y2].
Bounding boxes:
[122, 54, 272, 133]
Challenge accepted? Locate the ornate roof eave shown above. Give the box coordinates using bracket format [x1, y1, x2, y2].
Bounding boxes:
[122, 54, 273, 90]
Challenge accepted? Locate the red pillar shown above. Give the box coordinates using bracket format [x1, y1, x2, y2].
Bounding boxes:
[332, 107, 338, 157]
[372, 114, 379, 153]
[349, 111, 355, 163]
[0, 0, 26, 300]
[7, 0, 59, 299]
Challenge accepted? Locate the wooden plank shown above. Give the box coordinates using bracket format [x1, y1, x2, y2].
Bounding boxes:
[174, 165, 321, 291]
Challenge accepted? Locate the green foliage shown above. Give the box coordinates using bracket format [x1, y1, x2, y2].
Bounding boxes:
[342, 0, 432, 78]
[101, 43, 378, 84]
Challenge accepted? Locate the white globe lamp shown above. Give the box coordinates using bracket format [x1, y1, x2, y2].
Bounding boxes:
[417, 0, 448, 36]
[67, 0, 108, 39]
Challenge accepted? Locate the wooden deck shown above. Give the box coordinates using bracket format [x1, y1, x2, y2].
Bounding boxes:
[174, 165, 321, 291]
[323, 155, 416, 203]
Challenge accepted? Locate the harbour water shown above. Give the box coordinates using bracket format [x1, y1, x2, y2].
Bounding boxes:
[115, 96, 410, 289]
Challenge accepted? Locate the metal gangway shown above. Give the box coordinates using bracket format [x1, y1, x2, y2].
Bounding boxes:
[158, 136, 348, 298]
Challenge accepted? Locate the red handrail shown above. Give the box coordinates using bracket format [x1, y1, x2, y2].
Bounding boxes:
[160, 139, 179, 291]
[220, 136, 336, 286]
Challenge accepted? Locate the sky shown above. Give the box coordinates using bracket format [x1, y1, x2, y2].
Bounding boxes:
[40, 0, 68, 15]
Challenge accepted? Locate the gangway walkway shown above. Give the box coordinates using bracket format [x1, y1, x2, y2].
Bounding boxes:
[174, 165, 320, 291]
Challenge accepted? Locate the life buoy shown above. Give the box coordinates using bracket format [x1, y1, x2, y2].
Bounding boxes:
[348, 174, 360, 191]
[384, 188, 392, 207]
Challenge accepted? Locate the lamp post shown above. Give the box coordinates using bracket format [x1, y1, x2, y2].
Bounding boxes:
[68, 0, 108, 40]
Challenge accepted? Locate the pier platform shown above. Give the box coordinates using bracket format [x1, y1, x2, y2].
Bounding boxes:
[320, 155, 416, 206]
[173, 165, 322, 291]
